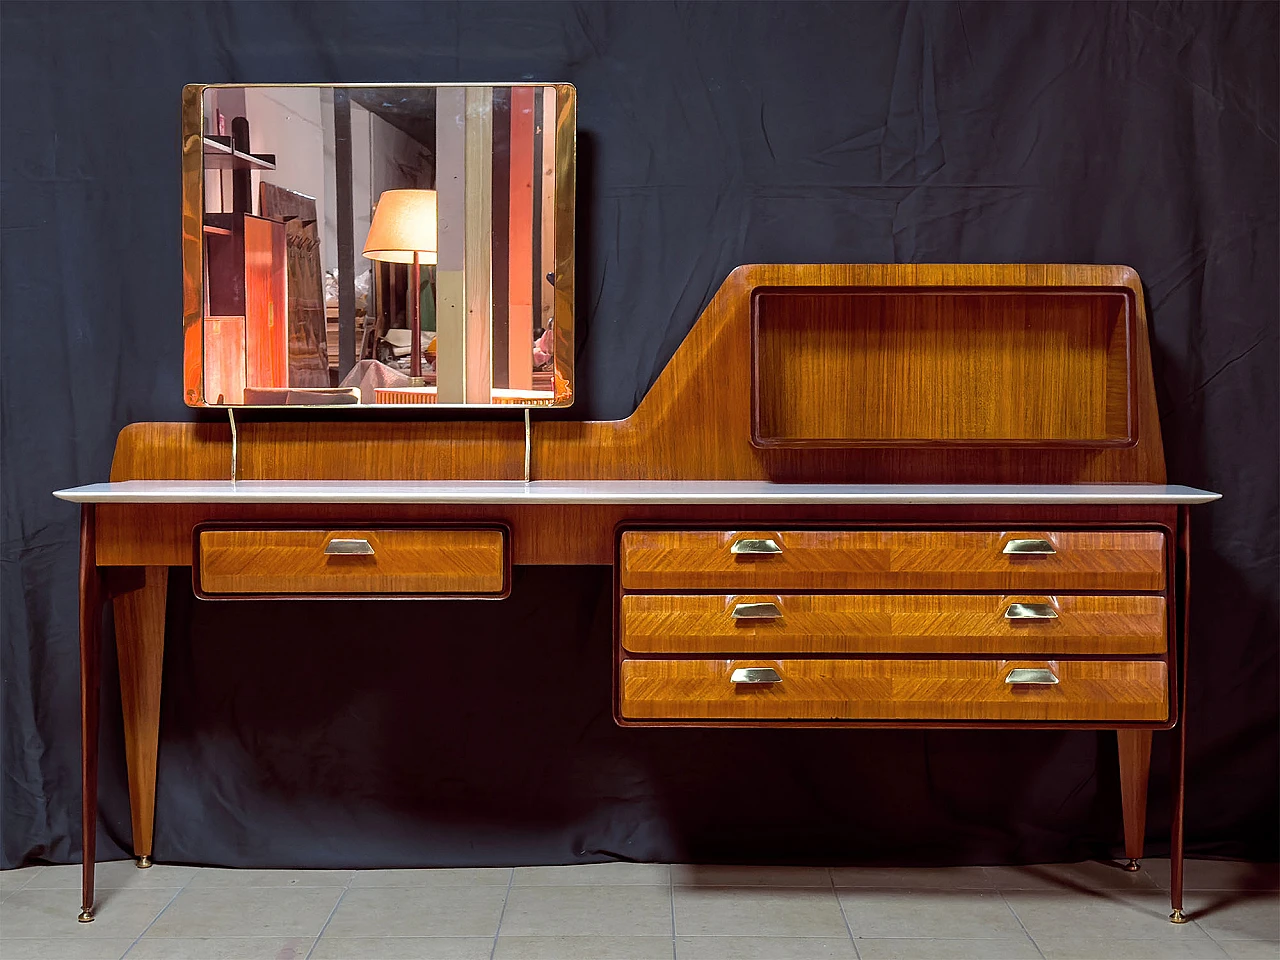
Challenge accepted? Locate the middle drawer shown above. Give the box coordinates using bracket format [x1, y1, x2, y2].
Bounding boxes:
[620, 594, 1166, 656]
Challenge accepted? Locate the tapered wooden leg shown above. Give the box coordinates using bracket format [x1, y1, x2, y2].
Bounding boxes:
[1169, 506, 1191, 922]
[1117, 729, 1152, 870]
[113, 566, 168, 868]
[78, 506, 101, 922]
[1169, 717, 1188, 921]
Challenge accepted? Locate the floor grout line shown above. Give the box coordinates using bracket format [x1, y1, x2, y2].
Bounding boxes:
[996, 889, 1046, 960]
[1, 867, 39, 902]
[830, 866, 862, 960]
[302, 883, 350, 960]
[488, 868, 516, 960]
[4, 861, 1271, 959]
[117, 868, 196, 960]
[669, 865, 677, 960]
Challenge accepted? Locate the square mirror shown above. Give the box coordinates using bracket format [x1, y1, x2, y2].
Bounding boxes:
[182, 83, 575, 408]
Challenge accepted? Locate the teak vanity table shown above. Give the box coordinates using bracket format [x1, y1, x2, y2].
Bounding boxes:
[55, 84, 1219, 926]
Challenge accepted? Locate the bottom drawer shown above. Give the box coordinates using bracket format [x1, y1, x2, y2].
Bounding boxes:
[618, 659, 1168, 723]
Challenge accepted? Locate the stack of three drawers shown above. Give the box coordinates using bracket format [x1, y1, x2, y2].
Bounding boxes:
[615, 527, 1171, 726]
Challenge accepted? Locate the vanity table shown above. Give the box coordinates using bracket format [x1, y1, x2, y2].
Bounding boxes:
[57, 261, 1219, 926]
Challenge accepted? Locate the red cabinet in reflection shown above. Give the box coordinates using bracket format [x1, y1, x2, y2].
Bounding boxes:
[203, 213, 287, 404]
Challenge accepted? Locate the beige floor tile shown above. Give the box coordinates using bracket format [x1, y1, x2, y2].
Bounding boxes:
[1217, 941, 1280, 958]
[0, 940, 135, 960]
[986, 860, 1161, 892]
[144, 886, 343, 938]
[124, 937, 315, 959]
[676, 935, 856, 958]
[322, 886, 507, 938]
[1004, 890, 1218, 941]
[310, 937, 495, 960]
[28, 862, 198, 890]
[673, 886, 847, 938]
[854, 939, 1041, 960]
[183, 868, 354, 888]
[349, 867, 512, 887]
[836, 889, 1026, 940]
[513, 863, 671, 885]
[1146, 860, 1280, 892]
[495, 935, 676, 959]
[1034, 937, 1230, 959]
[0, 887, 179, 939]
[671, 865, 831, 887]
[830, 866, 993, 889]
[0, 866, 43, 896]
[1186, 893, 1280, 940]
[500, 884, 672, 937]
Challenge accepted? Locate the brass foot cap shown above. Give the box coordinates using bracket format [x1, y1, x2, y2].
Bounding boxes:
[1124, 858, 1141, 872]
[1170, 909, 1188, 924]
[136, 855, 153, 869]
[77, 910, 94, 923]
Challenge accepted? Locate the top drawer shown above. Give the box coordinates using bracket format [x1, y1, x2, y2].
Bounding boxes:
[618, 529, 1165, 592]
[198, 526, 508, 598]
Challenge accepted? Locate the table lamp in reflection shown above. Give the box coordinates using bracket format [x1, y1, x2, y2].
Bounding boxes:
[363, 189, 438, 380]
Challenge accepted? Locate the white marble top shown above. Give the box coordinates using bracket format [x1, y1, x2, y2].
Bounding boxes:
[52, 480, 1221, 505]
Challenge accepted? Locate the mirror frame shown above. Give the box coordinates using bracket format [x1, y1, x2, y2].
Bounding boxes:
[181, 82, 577, 409]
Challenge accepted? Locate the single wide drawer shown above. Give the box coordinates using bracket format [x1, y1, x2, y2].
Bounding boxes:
[197, 527, 508, 597]
[619, 659, 1169, 723]
[618, 529, 1165, 592]
[620, 594, 1167, 656]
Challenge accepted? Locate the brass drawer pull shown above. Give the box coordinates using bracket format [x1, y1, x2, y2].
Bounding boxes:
[324, 538, 375, 556]
[1005, 602, 1058, 620]
[1006, 667, 1060, 685]
[730, 667, 782, 684]
[1003, 538, 1056, 555]
[731, 602, 783, 620]
[731, 538, 782, 555]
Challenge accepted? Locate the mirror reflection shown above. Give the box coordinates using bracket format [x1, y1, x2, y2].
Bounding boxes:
[187, 84, 572, 407]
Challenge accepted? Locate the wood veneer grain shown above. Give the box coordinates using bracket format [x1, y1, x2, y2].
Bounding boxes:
[538, 264, 1166, 483]
[109, 420, 525, 482]
[1119, 728, 1153, 861]
[618, 658, 1170, 723]
[618, 529, 1166, 592]
[620, 593, 1167, 656]
[110, 265, 1166, 485]
[95, 504, 1178, 568]
[752, 287, 1134, 447]
[112, 566, 167, 862]
[197, 527, 507, 597]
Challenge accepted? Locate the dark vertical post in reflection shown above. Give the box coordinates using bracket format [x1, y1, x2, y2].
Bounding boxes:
[334, 89, 356, 378]
[491, 88, 511, 389]
[531, 86, 544, 340]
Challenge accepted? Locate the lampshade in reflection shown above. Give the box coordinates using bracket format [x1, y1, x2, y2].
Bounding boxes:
[363, 189, 437, 381]
[362, 189, 438, 264]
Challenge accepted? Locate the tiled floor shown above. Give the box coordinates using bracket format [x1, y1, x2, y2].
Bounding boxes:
[0, 859, 1276, 960]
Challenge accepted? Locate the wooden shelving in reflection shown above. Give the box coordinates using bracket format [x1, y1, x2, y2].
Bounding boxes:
[202, 136, 276, 171]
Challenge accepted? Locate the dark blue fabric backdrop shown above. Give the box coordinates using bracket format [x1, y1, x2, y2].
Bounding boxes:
[2, 0, 1276, 870]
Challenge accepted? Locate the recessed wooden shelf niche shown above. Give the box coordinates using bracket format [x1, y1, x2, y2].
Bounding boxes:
[751, 286, 1137, 449]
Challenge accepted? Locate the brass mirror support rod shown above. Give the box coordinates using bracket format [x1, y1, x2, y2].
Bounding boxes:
[524, 408, 532, 483]
[228, 408, 238, 483]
